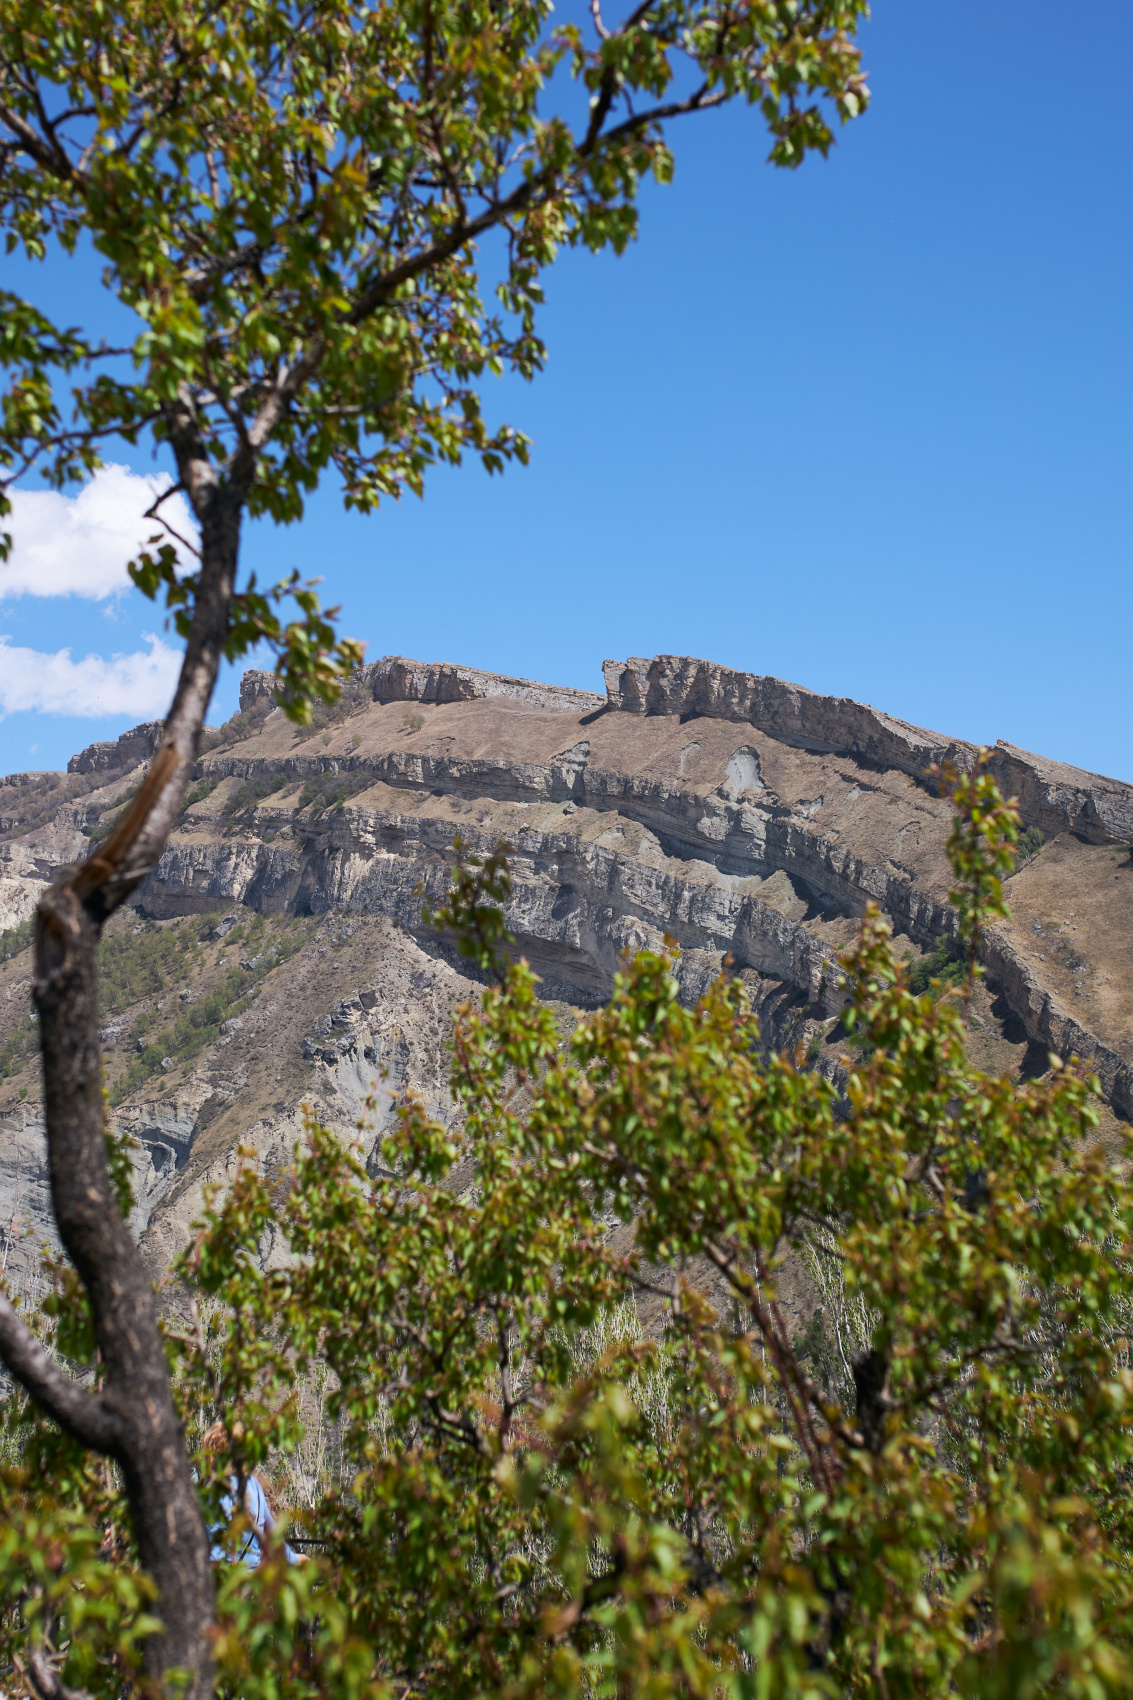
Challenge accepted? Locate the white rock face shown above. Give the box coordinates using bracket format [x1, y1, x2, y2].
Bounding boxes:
[0, 875, 42, 933]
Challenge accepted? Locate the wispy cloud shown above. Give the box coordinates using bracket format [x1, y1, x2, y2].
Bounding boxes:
[0, 634, 182, 718]
[0, 464, 196, 600]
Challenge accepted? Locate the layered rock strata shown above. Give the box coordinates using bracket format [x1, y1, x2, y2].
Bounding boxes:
[141, 662, 1132, 1109]
[0, 652, 1130, 1293]
[600, 656, 1133, 847]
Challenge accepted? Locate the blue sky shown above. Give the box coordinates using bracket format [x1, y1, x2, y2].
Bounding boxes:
[1, 0, 1130, 781]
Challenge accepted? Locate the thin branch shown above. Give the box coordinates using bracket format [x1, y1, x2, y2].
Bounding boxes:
[142, 483, 202, 561]
[702, 1240, 846, 1493]
[346, 76, 726, 332]
[496, 1307, 515, 1444]
[0, 413, 166, 499]
[598, 82, 728, 148]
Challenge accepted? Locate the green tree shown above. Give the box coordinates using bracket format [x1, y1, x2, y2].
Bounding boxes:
[4, 764, 1133, 1700]
[0, 2, 868, 1691]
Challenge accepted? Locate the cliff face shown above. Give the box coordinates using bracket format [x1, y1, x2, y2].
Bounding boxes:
[1, 653, 1131, 1289]
[603, 656, 1133, 846]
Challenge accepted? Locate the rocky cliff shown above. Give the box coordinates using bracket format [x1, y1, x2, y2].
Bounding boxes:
[1, 654, 1130, 1298]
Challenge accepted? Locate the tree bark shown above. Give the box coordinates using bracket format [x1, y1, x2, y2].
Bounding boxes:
[33, 887, 215, 1695]
[0, 477, 248, 1699]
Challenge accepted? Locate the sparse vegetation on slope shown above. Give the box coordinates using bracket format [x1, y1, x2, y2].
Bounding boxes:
[1014, 823, 1047, 869]
[219, 772, 290, 819]
[98, 914, 311, 1106]
[98, 918, 204, 1018]
[0, 1004, 36, 1081]
[295, 771, 371, 815]
[0, 918, 32, 963]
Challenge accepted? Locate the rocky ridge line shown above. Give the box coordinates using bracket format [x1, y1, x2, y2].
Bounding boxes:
[149, 803, 845, 1013]
[197, 743, 956, 943]
[602, 656, 1133, 847]
[244, 652, 1133, 846]
[240, 657, 605, 716]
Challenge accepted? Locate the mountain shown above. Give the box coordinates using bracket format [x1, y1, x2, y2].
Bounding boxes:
[1, 653, 1131, 1311]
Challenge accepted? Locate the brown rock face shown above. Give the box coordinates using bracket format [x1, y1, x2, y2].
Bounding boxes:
[1, 652, 1129, 1285]
[67, 721, 164, 776]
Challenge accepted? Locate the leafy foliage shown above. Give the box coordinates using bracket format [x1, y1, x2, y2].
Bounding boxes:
[930, 753, 1020, 1022]
[6, 765, 1133, 1699]
[0, 0, 869, 709]
[905, 935, 967, 998]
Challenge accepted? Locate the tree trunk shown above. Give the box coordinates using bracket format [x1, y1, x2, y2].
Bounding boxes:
[34, 887, 216, 1695]
[1, 482, 247, 1700]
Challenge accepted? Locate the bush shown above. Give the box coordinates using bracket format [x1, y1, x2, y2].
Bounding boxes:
[1014, 823, 1047, 869]
[295, 772, 367, 815]
[905, 934, 968, 996]
[7, 764, 1133, 1700]
[220, 771, 289, 819]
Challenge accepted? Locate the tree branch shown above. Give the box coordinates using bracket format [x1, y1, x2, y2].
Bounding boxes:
[0, 99, 84, 183]
[141, 483, 201, 561]
[28, 1644, 95, 1700]
[0, 1291, 125, 1453]
[346, 82, 728, 331]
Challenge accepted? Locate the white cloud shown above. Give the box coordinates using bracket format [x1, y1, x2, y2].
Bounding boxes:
[0, 464, 197, 600]
[0, 633, 182, 719]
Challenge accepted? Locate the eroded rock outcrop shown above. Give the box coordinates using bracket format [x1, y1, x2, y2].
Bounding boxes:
[602, 655, 1133, 846]
[68, 720, 164, 776]
[0, 1084, 210, 1298]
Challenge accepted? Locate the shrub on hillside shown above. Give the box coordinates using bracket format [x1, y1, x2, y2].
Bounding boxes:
[5, 763, 1133, 1700]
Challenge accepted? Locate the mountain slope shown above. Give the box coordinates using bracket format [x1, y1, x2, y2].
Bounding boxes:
[1, 653, 1130, 1299]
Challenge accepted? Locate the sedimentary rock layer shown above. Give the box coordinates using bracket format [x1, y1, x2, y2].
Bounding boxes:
[601, 656, 1133, 846]
[1, 651, 1129, 1293]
